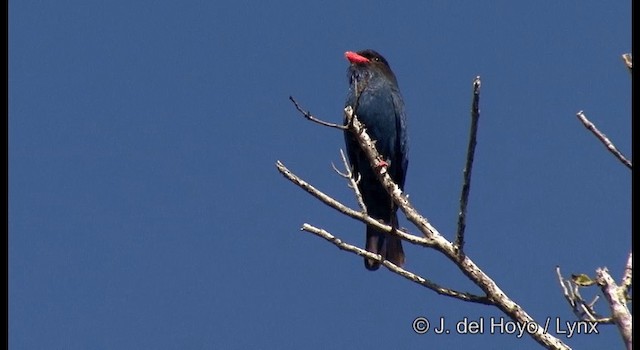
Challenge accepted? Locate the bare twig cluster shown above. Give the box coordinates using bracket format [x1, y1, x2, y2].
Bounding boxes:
[556, 260, 633, 350]
[557, 53, 632, 350]
[278, 76, 573, 349]
[556, 267, 613, 323]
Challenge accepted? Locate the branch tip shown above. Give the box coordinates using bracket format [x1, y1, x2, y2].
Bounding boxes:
[575, 111, 632, 169]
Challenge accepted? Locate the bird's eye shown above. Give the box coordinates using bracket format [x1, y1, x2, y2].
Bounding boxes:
[373, 57, 380, 62]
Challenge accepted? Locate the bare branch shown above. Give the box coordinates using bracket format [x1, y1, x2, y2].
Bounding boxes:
[289, 96, 347, 130]
[557, 267, 594, 320]
[556, 266, 613, 323]
[576, 111, 632, 170]
[620, 252, 632, 294]
[596, 268, 633, 349]
[554, 53, 632, 348]
[455, 76, 481, 252]
[281, 97, 571, 349]
[301, 223, 492, 305]
[549, 268, 625, 336]
[622, 53, 632, 72]
[275, 160, 434, 248]
[341, 106, 570, 350]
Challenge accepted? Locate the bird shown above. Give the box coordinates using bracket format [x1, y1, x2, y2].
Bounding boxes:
[343, 49, 409, 271]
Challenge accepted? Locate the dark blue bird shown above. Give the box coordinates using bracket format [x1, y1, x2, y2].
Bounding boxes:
[343, 49, 408, 271]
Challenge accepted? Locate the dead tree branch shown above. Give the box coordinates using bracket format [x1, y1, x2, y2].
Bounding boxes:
[620, 252, 632, 295]
[555, 267, 613, 323]
[281, 84, 571, 348]
[301, 223, 491, 304]
[454, 76, 481, 253]
[596, 268, 633, 349]
[622, 53, 632, 72]
[276, 160, 433, 248]
[576, 111, 632, 170]
[558, 53, 632, 350]
[289, 96, 347, 130]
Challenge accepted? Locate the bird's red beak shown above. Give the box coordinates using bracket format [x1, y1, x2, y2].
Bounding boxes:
[345, 51, 369, 64]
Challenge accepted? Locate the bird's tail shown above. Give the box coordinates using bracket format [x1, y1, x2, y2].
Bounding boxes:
[364, 213, 405, 271]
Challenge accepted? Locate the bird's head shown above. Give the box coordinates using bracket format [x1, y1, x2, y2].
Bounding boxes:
[345, 49, 390, 66]
[345, 49, 399, 88]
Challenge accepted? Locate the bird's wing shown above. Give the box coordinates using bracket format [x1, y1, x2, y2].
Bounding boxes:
[391, 88, 409, 190]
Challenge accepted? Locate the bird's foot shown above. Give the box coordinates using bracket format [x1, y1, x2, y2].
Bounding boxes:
[374, 159, 389, 174]
[375, 159, 389, 168]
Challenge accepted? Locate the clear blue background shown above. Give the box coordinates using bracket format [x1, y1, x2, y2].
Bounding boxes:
[9, 1, 631, 349]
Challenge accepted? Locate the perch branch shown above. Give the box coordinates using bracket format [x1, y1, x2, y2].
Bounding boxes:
[343, 106, 569, 350]
[283, 98, 571, 349]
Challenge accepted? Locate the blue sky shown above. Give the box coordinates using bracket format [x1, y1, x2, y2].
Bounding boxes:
[9, 1, 631, 349]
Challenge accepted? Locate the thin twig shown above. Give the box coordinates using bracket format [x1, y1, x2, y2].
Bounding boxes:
[587, 295, 600, 309]
[336, 149, 367, 212]
[301, 223, 492, 305]
[556, 266, 575, 306]
[289, 96, 347, 130]
[455, 76, 481, 252]
[576, 111, 632, 170]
